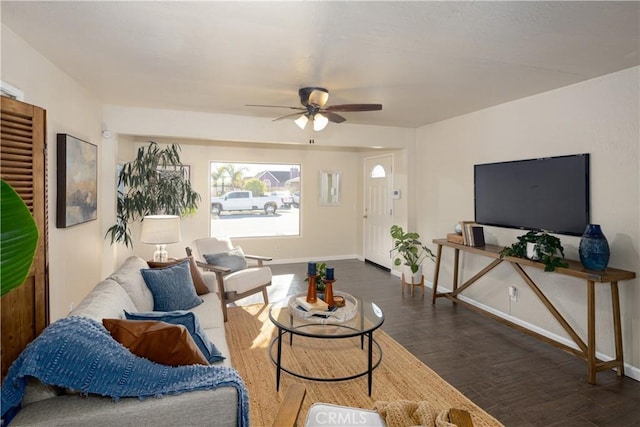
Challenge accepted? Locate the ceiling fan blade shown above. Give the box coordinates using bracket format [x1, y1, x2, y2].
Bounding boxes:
[325, 111, 346, 123]
[246, 104, 305, 110]
[326, 104, 383, 112]
[272, 112, 305, 122]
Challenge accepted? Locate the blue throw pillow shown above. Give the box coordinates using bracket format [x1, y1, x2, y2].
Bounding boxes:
[203, 247, 247, 273]
[140, 260, 203, 311]
[124, 310, 225, 363]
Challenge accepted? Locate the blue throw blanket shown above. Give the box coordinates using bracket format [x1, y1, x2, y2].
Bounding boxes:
[1, 316, 249, 426]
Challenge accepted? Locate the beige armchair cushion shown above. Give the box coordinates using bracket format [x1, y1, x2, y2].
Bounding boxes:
[223, 267, 272, 295]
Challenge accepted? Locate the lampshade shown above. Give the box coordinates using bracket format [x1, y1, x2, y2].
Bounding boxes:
[294, 114, 309, 130]
[140, 215, 181, 244]
[313, 113, 329, 131]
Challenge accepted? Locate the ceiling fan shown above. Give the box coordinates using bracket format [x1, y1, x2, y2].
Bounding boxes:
[247, 87, 382, 131]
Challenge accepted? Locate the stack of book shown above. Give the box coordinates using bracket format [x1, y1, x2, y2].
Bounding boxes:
[456, 221, 486, 247]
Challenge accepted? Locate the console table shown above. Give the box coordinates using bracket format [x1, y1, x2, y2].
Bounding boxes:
[431, 238, 636, 384]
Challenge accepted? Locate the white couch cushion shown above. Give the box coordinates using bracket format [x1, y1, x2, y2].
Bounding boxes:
[190, 292, 224, 328]
[69, 279, 137, 321]
[109, 256, 154, 312]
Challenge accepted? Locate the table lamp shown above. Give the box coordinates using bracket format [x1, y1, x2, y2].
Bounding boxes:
[140, 215, 181, 262]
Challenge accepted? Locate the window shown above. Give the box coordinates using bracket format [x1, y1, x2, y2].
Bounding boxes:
[210, 162, 301, 238]
[370, 164, 386, 178]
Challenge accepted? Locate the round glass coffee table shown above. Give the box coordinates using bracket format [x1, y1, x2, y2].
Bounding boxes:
[268, 294, 384, 396]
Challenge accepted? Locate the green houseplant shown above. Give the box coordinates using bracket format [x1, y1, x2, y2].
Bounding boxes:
[390, 225, 436, 277]
[499, 230, 569, 272]
[106, 142, 201, 247]
[1, 179, 39, 296]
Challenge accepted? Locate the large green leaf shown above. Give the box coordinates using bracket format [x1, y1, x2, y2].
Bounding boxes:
[1, 179, 39, 296]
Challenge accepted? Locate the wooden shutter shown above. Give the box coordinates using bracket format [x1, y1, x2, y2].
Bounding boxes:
[1, 95, 49, 379]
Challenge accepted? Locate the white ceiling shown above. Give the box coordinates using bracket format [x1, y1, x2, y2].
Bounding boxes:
[2, 1, 638, 128]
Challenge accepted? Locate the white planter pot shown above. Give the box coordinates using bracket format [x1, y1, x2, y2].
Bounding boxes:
[526, 242, 540, 260]
[403, 265, 423, 284]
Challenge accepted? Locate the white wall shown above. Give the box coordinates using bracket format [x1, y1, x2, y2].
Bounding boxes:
[111, 138, 365, 266]
[101, 106, 415, 270]
[1, 25, 104, 320]
[416, 67, 640, 378]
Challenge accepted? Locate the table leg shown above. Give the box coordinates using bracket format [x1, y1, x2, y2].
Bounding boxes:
[276, 327, 283, 391]
[611, 281, 625, 377]
[367, 331, 373, 396]
[452, 249, 460, 292]
[587, 280, 596, 384]
[431, 244, 443, 304]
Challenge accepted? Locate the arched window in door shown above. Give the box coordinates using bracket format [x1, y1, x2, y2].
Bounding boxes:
[370, 164, 386, 178]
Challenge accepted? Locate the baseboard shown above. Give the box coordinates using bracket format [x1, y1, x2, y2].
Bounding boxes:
[425, 279, 640, 382]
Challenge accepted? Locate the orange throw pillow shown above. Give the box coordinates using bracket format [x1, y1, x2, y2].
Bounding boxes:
[102, 319, 208, 366]
[147, 256, 210, 295]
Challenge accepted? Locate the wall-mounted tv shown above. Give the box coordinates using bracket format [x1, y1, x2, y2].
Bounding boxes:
[474, 154, 590, 236]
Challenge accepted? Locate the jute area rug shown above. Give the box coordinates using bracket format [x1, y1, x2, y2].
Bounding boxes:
[224, 304, 503, 427]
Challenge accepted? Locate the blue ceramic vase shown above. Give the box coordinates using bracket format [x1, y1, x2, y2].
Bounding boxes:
[579, 224, 610, 271]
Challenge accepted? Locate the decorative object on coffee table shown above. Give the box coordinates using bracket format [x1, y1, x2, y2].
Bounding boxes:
[323, 267, 335, 308]
[579, 224, 610, 271]
[306, 261, 318, 303]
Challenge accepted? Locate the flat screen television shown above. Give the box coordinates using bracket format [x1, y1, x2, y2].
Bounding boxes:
[474, 154, 590, 236]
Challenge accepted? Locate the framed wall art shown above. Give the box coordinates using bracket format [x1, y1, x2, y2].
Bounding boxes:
[56, 133, 98, 228]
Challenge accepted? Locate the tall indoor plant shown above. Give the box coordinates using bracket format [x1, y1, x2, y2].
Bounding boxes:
[1, 179, 39, 296]
[106, 142, 201, 247]
[390, 225, 436, 282]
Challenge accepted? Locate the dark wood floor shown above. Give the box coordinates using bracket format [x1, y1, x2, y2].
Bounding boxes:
[248, 259, 640, 427]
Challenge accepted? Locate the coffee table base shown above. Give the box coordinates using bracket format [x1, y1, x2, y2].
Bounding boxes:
[269, 326, 383, 396]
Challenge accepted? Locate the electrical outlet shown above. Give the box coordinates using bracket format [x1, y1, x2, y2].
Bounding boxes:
[508, 286, 518, 302]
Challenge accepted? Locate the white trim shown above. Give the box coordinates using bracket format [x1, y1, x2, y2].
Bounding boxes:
[0, 81, 24, 101]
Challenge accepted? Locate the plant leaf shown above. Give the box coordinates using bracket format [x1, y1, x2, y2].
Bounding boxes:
[1, 179, 39, 296]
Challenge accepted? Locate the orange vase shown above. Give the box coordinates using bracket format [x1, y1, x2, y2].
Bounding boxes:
[324, 280, 335, 308]
[306, 275, 317, 303]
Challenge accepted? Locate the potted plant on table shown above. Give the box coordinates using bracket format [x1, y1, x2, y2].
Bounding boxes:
[499, 230, 569, 272]
[390, 225, 436, 284]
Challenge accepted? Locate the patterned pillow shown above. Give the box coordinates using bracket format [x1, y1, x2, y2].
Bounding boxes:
[102, 318, 208, 366]
[124, 310, 224, 363]
[203, 247, 247, 273]
[140, 260, 203, 311]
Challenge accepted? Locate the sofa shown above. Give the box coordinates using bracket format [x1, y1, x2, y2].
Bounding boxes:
[2, 256, 244, 426]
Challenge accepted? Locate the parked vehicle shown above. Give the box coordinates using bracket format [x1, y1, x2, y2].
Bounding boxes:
[211, 190, 282, 215]
[292, 191, 300, 207]
[270, 191, 294, 209]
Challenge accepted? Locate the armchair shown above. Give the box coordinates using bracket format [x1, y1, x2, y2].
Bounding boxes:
[186, 237, 272, 321]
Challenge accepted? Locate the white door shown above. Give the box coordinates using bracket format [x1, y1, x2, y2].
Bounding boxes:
[363, 155, 393, 269]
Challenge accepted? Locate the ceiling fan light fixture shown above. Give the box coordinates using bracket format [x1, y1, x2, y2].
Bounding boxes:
[308, 88, 329, 107]
[294, 114, 308, 130]
[313, 113, 329, 131]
